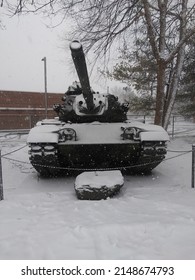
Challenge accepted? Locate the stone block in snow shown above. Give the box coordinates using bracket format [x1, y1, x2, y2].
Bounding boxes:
[74, 170, 124, 200]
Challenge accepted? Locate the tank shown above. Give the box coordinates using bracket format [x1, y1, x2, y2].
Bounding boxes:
[27, 40, 169, 176]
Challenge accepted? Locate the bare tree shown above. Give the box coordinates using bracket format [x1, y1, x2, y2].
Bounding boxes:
[2, 0, 195, 129]
[142, 0, 195, 128]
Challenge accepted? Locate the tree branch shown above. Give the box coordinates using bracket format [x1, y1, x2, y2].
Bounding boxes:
[142, 0, 160, 61]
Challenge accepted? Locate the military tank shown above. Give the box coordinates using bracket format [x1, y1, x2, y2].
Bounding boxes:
[27, 40, 169, 176]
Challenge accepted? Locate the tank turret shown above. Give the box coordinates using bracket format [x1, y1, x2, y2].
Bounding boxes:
[53, 40, 129, 123]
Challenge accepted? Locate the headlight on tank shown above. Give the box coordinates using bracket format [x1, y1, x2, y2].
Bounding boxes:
[59, 128, 77, 142]
[121, 127, 140, 140]
[156, 144, 167, 155]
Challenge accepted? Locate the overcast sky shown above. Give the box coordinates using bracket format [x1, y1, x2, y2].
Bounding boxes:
[0, 9, 117, 94]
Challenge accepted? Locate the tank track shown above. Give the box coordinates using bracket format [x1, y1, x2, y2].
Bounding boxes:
[29, 141, 167, 176]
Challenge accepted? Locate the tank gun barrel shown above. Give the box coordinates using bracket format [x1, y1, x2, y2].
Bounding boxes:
[70, 41, 94, 111]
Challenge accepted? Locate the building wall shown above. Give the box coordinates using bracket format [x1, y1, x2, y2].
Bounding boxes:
[0, 90, 64, 129]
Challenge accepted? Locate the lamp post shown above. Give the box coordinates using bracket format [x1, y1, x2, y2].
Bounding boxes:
[41, 56, 48, 119]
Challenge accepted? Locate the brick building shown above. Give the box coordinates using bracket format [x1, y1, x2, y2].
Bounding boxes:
[0, 90, 64, 130]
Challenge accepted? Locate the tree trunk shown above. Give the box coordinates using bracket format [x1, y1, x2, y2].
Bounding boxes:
[154, 60, 166, 126]
[163, 0, 187, 130]
[163, 45, 186, 129]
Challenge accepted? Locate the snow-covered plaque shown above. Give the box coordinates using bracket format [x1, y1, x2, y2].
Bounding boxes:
[74, 170, 124, 200]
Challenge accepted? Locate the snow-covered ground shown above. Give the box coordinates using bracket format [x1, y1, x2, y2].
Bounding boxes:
[0, 122, 195, 260]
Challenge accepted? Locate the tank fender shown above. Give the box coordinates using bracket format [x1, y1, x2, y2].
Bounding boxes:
[27, 125, 60, 144]
[139, 131, 169, 142]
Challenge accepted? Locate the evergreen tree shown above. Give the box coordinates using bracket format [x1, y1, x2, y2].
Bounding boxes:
[108, 39, 156, 114]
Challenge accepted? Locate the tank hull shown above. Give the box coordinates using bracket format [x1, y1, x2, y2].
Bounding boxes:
[27, 119, 169, 176]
